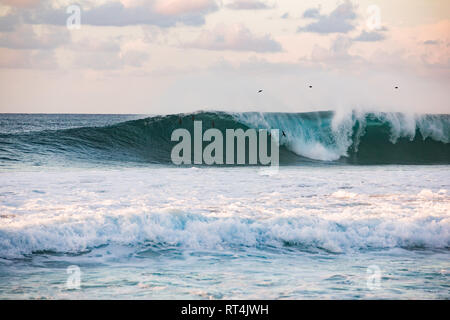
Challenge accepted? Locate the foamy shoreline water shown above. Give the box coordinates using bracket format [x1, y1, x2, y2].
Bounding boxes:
[0, 166, 448, 299]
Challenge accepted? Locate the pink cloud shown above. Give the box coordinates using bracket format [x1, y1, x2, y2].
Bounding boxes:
[1, 0, 40, 8]
[154, 0, 218, 15]
[185, 23, 282, 52]
[0, 47, 55, 68]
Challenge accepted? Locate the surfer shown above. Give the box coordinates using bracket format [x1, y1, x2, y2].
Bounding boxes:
[282, 131, 286, 137]
[211, 120, 215, 128]
[178, 118, 182, 125]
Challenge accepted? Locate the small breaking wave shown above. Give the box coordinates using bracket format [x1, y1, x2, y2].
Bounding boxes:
[0, 204, 448, 258]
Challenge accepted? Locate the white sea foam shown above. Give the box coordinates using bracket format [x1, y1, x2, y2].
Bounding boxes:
[0, 167, 449, 258]
[234, 110, 450, 161]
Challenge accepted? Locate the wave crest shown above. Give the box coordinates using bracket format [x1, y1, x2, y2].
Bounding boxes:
[0, 110, 449, 165]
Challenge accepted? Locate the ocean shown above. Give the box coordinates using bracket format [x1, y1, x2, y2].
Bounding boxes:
[0, 111, 449, 299]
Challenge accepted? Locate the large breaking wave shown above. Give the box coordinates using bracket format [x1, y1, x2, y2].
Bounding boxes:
[0, 111, 449, 166]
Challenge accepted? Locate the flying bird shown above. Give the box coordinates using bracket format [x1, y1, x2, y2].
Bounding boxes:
[309, 85, 312, 88]
[258, 89, 263, 93]
[394, 86, 399, 89]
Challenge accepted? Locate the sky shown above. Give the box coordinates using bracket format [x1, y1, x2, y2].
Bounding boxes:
[0, 0, 449, 114]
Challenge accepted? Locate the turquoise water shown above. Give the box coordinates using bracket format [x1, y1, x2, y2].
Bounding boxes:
[1, 112, 449, 168]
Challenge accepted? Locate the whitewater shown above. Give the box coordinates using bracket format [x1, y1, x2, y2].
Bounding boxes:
[0, 112, 448, 299]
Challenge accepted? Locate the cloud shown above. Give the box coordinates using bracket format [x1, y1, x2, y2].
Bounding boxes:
[226, 0, 270, 10]
[78, 2, 217, 27]
[0, 47, 56, 68]
[298, 1, 357, 34]
[119, 0, 217, 14]
[184, 24, 282, 52]
[70, 36, 150, 69]
[0, 48, 32, 68]
[423, 40, 440, 45]
[0, 1, 219, 29]
[69, 37, 122, 53]
[73, 49, 149, 70]
[0, 25, 70, 49]
[353, 30, 386, 42]
[0, 13, 21, 32]
[120, 49, 149, 67]
[0, 0, 40, 8]
[305, 35, 366, 70]
[153, 0, 218, 15]
[303, 8, 320, 19]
